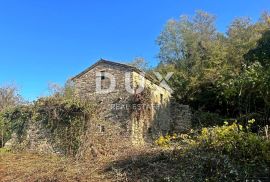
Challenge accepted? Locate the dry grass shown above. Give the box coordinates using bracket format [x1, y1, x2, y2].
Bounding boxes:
[0, 151, 111, 182]
[0, 146, 156, 182]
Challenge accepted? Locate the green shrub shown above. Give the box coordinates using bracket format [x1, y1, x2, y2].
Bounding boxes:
[0, 105, 33, 147]
[198, 120, 270, 162]
[159, 120, 270, 181]
[0, 95, 95, 156]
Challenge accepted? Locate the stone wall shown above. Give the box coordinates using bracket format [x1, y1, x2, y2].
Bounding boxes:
[130, 71, 172, 144]
[5, 120, 55, 154]
[72, 62, 134, 138]
[72, 61, 192, 145]
[170, 101, 192, 132]
[72, 62, 132, 97]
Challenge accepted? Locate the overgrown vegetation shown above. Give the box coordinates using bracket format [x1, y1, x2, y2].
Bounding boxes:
[0, 84, 95, 155]
[156, 11, 270, 127]
[173, 121, 269, 181]
[130, 87, 152, 120]
[1, 121, 268, 181]
[108, 121, 270, 181]
[0, 85, 23, 147]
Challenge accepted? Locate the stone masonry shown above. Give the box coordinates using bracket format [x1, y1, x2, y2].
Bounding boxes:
[71, 59, 191, 145]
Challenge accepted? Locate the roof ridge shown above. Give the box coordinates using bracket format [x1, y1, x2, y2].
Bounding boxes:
[71, 59, 160, 84]
[70, 59, 170, 91]
[99, 59, 142, 71]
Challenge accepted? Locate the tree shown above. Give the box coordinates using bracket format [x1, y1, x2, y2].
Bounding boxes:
[0, 85, 22, 147]
[128, 57, 150, 71]
[156, 11, 270, 126]
[245, 30, 270, 67]
[0, 85, 22, 112]
[156, 18, 187, 65]
[227, 18, 262, 74]
[157, 11, 228, 104]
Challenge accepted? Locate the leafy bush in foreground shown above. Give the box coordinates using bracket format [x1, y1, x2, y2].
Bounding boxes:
[155, 120, 270, 181]
[198, 120, 270, 161]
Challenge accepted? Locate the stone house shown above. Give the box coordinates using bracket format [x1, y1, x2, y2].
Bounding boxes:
[71, 59, 191, 145]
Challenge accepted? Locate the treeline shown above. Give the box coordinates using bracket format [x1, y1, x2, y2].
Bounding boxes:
[156, 11, 270, 127]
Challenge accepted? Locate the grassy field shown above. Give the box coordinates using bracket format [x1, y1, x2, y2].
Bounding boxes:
[0, 150, 109, 182]
[0, 148, 164, 182]
[0, 148, 178, 182]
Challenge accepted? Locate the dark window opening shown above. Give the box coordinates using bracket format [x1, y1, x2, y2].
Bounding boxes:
[148, 127, 152, 134]
[101, 125, 105, 132]
[101, 71, 105, 80]
[97, 124, 105, 132]
[160, 94, 163, 104]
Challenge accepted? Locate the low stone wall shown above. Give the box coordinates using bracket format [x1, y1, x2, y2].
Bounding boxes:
[170, 101, 192, 132]
[4, 120, 55, 154]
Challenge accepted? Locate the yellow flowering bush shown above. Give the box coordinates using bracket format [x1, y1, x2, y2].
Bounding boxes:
[198, 119, 270, 162]
[155, 133, 177, 147]
[155, 120, 270, 181]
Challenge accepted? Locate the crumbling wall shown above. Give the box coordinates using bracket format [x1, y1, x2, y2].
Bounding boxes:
[76, 116, 130, 160]
[170, 101, 192, 132]
[5, 120, 55, 154]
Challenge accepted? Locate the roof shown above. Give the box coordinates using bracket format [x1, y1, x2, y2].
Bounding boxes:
[71, 59, 158, 83]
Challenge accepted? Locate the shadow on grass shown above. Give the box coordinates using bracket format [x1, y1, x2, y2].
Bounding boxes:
[104, 147, 270, 182]
[104, 149, 183, 182]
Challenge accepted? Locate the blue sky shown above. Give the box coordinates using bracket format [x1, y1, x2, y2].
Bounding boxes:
[0, 0, 269, 101]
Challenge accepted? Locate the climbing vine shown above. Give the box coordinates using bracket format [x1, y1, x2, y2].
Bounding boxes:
[0, 95, 95, 156]
[130, 87, 152, 121]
